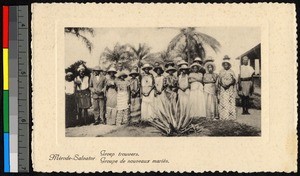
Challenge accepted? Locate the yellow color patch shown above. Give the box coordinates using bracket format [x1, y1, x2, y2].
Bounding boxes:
[3, 49, 9, 90]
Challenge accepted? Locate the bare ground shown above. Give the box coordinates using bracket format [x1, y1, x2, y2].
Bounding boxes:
[66, 107, 261, 137]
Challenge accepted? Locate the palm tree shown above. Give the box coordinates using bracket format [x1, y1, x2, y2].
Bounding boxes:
[143, 50, 169, 66]
[127, 43, 152, 68]
[167, 27, 221, 65]
[65, 27, 95, 53]
[101, 43, 135, 70]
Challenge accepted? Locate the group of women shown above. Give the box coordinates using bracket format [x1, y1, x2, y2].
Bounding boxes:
[138, 55, 237, 122]
[65, 55, 238, 127]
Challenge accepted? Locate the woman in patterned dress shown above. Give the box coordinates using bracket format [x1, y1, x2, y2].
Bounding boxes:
[128, 68, 141, 124]
[188, 63, 206, 118]
[218, 56, 237, 120]
[203, 61, 219, 119]
[105, 67, 118, 125]
[74, 65, 91, 125]
[141, 63, 155, 121]
[116, 72, 130, 125]
[164, 65, 178, 102]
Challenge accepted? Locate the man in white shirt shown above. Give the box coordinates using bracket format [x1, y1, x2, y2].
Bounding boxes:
[239, 56, 255, 115]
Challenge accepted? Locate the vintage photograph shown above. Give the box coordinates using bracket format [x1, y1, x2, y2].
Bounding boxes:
[64, 27, 261, 137]
[33, 3, 297, 172]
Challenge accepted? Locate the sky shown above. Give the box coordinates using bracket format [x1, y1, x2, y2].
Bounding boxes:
[65, 27, 260, 73]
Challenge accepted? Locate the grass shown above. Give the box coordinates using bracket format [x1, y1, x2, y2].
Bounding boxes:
[128, 120, 152, 128]
[68, 108, 261, 137]
[98, 117, 261, 137]
[191, 117, 261, 136]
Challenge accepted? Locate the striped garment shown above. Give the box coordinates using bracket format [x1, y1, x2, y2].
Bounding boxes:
[116, 80, 130, 124]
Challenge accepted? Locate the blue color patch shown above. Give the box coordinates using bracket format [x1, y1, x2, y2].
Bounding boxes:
[4, 133, 10, 172]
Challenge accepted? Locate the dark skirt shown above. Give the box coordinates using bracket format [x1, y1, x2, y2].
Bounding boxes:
[66, 94, 77, 127]
[76, 89, 92, 109]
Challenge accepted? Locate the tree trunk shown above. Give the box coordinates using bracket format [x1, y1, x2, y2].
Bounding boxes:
[185, 34, 191, 65]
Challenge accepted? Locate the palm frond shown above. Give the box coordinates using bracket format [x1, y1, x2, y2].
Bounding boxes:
[77, 27, 95, 37]
[75, 32, 93, 52]
[167, 33, 185, 52]
[193, 32, 221, 53]
[65, 27, 95, 52]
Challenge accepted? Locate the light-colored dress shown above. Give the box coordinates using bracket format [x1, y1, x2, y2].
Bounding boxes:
[141, 74, 155, 121]
[218, 69, 236, 120]
[116, 80, 129, 125]
[106, 77, 117, 125]
[189, 73, 206, 118]
[129, 78, 141, 123]
[178, 74, 190, 117]
[154, 75, 166, 108]
[203, 73, 219, 119]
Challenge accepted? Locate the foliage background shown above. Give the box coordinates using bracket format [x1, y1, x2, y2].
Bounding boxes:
[65, 27, 260, 74]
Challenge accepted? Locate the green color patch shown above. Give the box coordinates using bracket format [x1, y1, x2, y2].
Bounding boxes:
[3, 90, 9, 132]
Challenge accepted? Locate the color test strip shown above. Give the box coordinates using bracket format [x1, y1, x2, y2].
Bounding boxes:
[3, 6, 10, 172]
[9, 6, 18, 172]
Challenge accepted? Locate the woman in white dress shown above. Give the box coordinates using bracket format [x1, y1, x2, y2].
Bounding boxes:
[178, 65, 190, 117]
[141, 63, 155, 121]
[188, 63, 206, 118]
[203, 61, 219, 119]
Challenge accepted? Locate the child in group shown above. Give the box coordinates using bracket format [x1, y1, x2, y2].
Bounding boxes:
[128, 67, 141, 124]
[116, 71, 130, 125]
